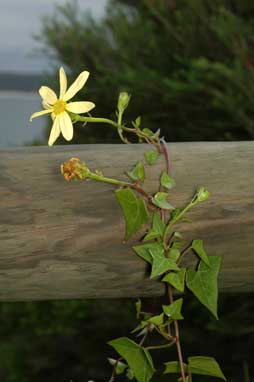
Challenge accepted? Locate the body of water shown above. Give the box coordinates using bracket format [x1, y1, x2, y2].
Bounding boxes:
[0, 91, 47, 147]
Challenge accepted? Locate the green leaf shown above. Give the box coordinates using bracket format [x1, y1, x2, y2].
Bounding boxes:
[162, 269, 186, 292]
[135, 116, 141, 127]
[149, 247, 179, 278]
[133, 242, 164, 264]
[107, 358, 127, 375]
[115, 188, 149, 240]
[168, 247, 181, 261]
[186, 256, 221, 319]
[108, 337, 155, 382]
[144, 150, 159, 165]
[188, 356, 226, 380]
[142, 128, 160, 139]
[164, 361, 188, 374]
[151, 212, 165, 236]
[127, 161, 145, 183]
[143, 212, 165, 241]
[160, 171, 176, 190]
[152, 192, 174, 210]
[142, 128, 154, 137]
[163, 298, 184, 320]
[171, 241, 184, 250]
[192, 240, 210, 266]
[147, 312, 164, 326]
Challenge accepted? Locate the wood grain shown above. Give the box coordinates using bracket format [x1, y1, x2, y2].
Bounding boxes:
[0, 142, 253, 301]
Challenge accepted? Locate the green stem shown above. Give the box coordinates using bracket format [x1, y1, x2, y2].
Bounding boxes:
[89, 173, 151, 200]
[74, 115, 118, 128]
[145, 340, 176, 351]
[163, 198, 196, 248]
[167, 285, 186, 382]
[89, 172, 131, 187]
[73, 115, 135, 133]
[160, 141, 186, 382]
[73, 114, 160, 145]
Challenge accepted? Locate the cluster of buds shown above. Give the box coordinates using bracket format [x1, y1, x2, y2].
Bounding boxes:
[60, 157, 91, 181]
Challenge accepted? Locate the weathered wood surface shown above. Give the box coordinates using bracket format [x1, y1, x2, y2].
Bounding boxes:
[0, 142, 253, 301]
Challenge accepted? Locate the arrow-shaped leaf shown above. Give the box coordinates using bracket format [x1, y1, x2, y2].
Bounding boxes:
[168, 247, 181, 261]
[186, 256, 221, 319]
[160, 171, 175, 190]
[144, 150, 158, 165]
[163, 298, 184, 320]
[188, 356, 226, 380]
[162, 269, 186, 292]
[164, 361, 187, 374]
[147, 312, 164, 326]
[127, 161, 145, 183]
[133, 242, 164, 264]
[108, 337, 155, 382]
[151, 192, 174, 210]
[115, 188, 149, 240]
[143, 212, 165, 241]
[192, 240, 210, 266]
[149, 247, 179, 278]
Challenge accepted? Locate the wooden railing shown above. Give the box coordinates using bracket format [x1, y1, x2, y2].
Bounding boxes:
[0, 142, 253, 301]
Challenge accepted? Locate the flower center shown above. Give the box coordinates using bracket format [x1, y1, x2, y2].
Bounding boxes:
[53, 99, 67, 115]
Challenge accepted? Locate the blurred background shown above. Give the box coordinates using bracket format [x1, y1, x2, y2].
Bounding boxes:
[0, 0, 253, 381]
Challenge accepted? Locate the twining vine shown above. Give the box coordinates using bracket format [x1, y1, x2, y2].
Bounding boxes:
[30, 68, 226, 382]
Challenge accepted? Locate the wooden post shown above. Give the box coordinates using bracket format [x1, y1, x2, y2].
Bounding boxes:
[0, 142, 253, 301]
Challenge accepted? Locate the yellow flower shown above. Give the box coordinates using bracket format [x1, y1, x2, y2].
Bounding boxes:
[30, 67, 95, 146]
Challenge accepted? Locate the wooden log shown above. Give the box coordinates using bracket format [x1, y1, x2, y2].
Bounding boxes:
[0, 142, 253, 301]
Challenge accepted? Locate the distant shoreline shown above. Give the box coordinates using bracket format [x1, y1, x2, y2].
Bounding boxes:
[0, 72, 42, 92]
[0, 90, 38, 100]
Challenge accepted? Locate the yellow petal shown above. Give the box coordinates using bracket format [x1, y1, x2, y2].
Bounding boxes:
[59, 111, 73, 141]
[59, 67, 67, 99]
[39, 86, 57, 105]
[63, 71, 89, 101]
[42, 100, 52, 109]
[66, 101, 95, 114]
[29, 109, 53, 122]
[48, 116, 61, 146]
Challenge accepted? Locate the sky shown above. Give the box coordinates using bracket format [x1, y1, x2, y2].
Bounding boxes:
[0, 0, 108, 73]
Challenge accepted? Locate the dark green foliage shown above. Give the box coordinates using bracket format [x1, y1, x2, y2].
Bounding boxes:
[0, 300, 134, 382]
[37, 0, 254, 144]
[0, 295, 252, 382]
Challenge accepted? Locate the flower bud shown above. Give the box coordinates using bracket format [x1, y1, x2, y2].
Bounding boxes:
[60, 157, 90, 181]
[117, 92, 131, 113]
[196, 187, 210, 202]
